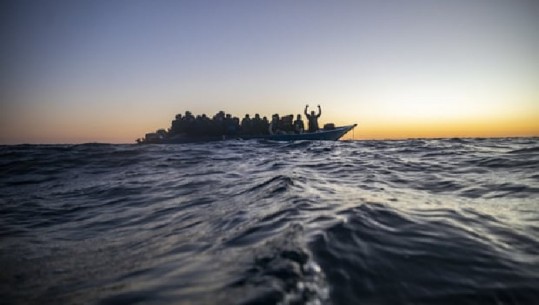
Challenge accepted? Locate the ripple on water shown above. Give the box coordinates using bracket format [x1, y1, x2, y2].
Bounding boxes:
[0, 138, 538, 305]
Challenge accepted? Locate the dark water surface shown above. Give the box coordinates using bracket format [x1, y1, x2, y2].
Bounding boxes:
[1, 138, 538, 305]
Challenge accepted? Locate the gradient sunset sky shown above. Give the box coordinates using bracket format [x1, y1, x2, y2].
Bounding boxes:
[1, 0, 538, 143]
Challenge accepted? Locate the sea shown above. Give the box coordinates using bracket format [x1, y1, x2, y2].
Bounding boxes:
[1, 138, 538, 305]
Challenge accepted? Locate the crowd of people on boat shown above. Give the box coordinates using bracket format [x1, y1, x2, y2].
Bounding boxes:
[166, 105, 323, 138]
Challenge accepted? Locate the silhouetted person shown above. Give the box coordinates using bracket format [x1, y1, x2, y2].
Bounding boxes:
[281, 114, 294, 133]
[211, 111, 226, 135]
[232, 117, 240, 135]
[252, 114, 262, 135]
[183, 111, 195, 135]
[304, 104, 321, 132]
[224, 114, 236, 135]
[269, 114, 280, 135]
[262, 116, 270, 134]
[198, 114, 211, 136]
[293, 114, 304, 133]
[171, 114, 182, 135]
[241, 114, 252, 134]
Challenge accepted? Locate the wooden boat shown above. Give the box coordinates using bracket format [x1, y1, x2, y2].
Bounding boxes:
[139, 124, 357, 144]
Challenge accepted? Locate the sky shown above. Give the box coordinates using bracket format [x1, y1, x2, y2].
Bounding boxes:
[1, 0, 538, 143]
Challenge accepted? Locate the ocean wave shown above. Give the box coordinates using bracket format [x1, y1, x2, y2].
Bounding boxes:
[1, 138, 538, 305]
[310, 203, 539, 304]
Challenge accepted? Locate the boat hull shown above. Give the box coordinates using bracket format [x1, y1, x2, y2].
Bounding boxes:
[143, 124, 357, 144]
[244, 124, 357, 141]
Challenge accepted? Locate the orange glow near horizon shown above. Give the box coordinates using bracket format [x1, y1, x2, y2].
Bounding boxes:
[2, 109, 537, 144]
[338, 115, 539, 140]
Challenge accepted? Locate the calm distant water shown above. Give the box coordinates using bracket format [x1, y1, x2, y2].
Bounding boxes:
[1, 138, 538, 305]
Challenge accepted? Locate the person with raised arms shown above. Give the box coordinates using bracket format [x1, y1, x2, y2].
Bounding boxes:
[304, 104, 321, 132]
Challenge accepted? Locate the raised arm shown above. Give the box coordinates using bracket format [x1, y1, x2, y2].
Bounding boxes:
[304, 105, 309, 117]
[317, 105, 322, 118]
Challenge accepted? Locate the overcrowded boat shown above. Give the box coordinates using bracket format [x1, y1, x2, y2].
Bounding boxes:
[137, 106, 356, 144]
